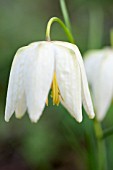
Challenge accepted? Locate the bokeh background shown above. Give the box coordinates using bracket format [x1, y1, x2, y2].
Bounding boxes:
[0, 0, 113, 169]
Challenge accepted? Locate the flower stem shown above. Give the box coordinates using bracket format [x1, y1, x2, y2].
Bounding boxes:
[110, 29, 113, 47]
[46, 17, 75, 44]
[88, 6, 103, 49]
[59, 0, 72, 31]
[94, 119, 107, 170]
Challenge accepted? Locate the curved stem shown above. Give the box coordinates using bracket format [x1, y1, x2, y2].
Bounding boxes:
[59, 0, 71, 31]
[94, 119, 107, 170]
[46, 17, 75, 44]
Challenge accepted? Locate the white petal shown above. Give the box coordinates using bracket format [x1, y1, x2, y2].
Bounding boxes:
[55, 44, 82, 122]
[84, 50, 104, 84]
[5, 46, 28, 122]
[91, 49, 113, 121]
[5, 42, 40, 122]
[53, 41, 95, 119]
[24, 42, 54, 122]
[15, 92, 26, 119]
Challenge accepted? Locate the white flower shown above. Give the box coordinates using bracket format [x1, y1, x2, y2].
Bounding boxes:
[84, 47, 113, 121]
[5, 41, 95, 123]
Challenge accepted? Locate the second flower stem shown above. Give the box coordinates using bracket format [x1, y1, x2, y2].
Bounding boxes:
[94, 119, 107, 170]
[59, 0, 71, 31]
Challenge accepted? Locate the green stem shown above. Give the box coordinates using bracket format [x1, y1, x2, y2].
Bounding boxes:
[88, 6, 104, 49]
[94, 119, 107, 170]
[59, 0, 71, 31]
[110, 29, 113, 47]
[46, 17, 75, 44]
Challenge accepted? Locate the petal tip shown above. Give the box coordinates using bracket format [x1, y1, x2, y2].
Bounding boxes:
[29, 114, 41, 123]
[30, 118, 38, 123]
[4, 116, 9, 122]
[15, 115, 22, 119]
[77, 119, 82, 123]
[31, 120, 37, 124]
[76, 115, 83, 123]
[88, 112, 95, 119]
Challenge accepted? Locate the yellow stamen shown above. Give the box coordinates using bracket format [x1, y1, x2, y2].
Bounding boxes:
[46, 98, 48, 106]
[51, 72, 60, 105]
[45, 72, 61, 106]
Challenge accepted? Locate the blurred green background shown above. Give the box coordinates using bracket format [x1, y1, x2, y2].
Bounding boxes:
[0, 0, 113, 169]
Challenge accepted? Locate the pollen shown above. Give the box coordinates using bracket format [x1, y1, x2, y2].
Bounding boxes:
[51, 72, 60, 105]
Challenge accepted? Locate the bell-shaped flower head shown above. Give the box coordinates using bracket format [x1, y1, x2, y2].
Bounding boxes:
[84, 47, 113, 121]
[5, 41, 95, 123]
